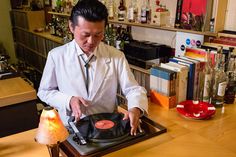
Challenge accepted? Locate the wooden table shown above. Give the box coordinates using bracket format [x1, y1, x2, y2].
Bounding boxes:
[0, 77, 38, 137]
[104, 102, 236, 157]
[0, 129, 49, 157]
[0, 101, 235, 157]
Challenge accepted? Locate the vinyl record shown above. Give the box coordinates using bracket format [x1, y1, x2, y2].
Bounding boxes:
[75, 113, 131, 143]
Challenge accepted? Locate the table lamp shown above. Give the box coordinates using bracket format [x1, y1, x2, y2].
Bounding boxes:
[35, 106, 69, 157]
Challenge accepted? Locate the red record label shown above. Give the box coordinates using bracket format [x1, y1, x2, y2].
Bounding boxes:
[95, 120, 115, 129]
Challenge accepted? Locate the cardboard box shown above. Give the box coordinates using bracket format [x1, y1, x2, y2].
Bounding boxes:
[152, 11, 170, 26]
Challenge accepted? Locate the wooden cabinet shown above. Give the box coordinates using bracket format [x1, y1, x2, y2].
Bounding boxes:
[0, 77, 38, 137]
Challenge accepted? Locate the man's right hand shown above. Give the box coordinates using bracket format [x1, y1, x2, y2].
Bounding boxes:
[69, 96, 90, 121]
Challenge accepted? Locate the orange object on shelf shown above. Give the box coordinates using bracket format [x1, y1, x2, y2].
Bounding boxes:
[150, 90, 176, 109]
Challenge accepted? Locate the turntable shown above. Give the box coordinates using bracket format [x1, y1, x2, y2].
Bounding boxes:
[60, 113, 167, 157]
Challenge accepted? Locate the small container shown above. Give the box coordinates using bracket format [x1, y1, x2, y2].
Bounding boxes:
[210, 18, 215, 32]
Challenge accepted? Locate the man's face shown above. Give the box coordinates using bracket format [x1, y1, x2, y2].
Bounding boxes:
[69, 16, 105, 54]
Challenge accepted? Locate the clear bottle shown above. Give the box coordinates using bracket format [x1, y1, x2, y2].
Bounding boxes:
[212, 47, 228, 107]
[202, 49, 213, 103]
[50, 15, 57, 35]
[128, 0, 138, 23]
[118, 0, 126, 21]
[107, 0, 114, 20]
[140, 0, 147, 23]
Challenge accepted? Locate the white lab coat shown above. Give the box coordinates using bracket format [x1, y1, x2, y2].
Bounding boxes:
[37, 40, 148, 125]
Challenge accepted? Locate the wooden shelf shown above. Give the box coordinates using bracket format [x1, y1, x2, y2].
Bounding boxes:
[14, 26, 63, 44]
[47, 11, 217, 36]
[48, 11, 70, 17]
[129, 64, 150, 75]
[109, 20, 217, 36]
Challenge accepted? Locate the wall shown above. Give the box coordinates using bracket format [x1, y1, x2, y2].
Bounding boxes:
[0, 0, 16, 63]
[130, 0, 177, 48]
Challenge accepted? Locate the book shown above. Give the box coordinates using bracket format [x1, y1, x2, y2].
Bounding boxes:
[185, 47, 216, 64]
[169, 57, 195, 100]
[150, 66, 177, 96]
[179, 56, 203, 100]
[160, 62, 189, 103]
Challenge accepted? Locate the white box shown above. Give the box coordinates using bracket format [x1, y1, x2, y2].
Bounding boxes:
[175, 32, 204, 57]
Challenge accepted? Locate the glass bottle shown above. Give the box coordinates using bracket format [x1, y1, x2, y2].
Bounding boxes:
[128, 0, 138, 23]
[212, 47, 228, 107]
[107, 0, 114, 20]
[124, 26, 133, 44]
[202, 49, 213, 103]
[140, 0, 147, 23]
[50, 15, 57, 35]
[146, 0, 151, 24]
[224, 48, 236, 104]
[118, 0, 126, 21]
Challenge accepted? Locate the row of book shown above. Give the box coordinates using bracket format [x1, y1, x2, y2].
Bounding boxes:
[150, 57, 191, 109]
[14, 28, 61, 58]
[11, 11, 29, 30]
[150, 44, 235, 109]
[16, 43, 46, 72]
[150, 49, 210, 109]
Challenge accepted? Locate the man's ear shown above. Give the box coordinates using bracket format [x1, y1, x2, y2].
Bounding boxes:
[68, 21, 74, 34]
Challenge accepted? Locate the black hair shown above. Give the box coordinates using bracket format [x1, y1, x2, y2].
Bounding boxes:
[69, 0, 108, 27]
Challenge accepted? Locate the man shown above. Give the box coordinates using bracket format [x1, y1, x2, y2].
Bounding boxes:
[37, 0, 148, 135]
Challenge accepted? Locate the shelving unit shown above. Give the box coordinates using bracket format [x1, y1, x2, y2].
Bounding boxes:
[47, 11, 217, 37]
[109, 20, 217, 37]
[10, 10, 63, 72]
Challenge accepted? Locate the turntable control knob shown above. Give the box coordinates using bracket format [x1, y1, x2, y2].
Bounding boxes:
[73, 135, 79, 142]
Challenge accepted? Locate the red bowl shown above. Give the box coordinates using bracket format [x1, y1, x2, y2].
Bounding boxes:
[176, 100, 216, 120]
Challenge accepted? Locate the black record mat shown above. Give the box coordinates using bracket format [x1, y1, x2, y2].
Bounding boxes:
[66, 113, 167, 156]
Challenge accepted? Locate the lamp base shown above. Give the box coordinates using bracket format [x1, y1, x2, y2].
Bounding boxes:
[47, 144, 59, 157]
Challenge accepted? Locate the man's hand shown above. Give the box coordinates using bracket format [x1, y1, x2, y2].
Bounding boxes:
[123, 107, 141, 136]
[69, 96, 90, 121]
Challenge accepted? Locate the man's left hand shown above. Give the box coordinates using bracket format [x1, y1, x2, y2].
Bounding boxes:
[123, 107, 141, 136]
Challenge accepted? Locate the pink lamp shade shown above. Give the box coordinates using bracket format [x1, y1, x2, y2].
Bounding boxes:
[35, 107, 69, 145]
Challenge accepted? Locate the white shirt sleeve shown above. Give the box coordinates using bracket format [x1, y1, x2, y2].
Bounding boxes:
[117, 53, 148, 115]
[37, 51, 72, 115]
